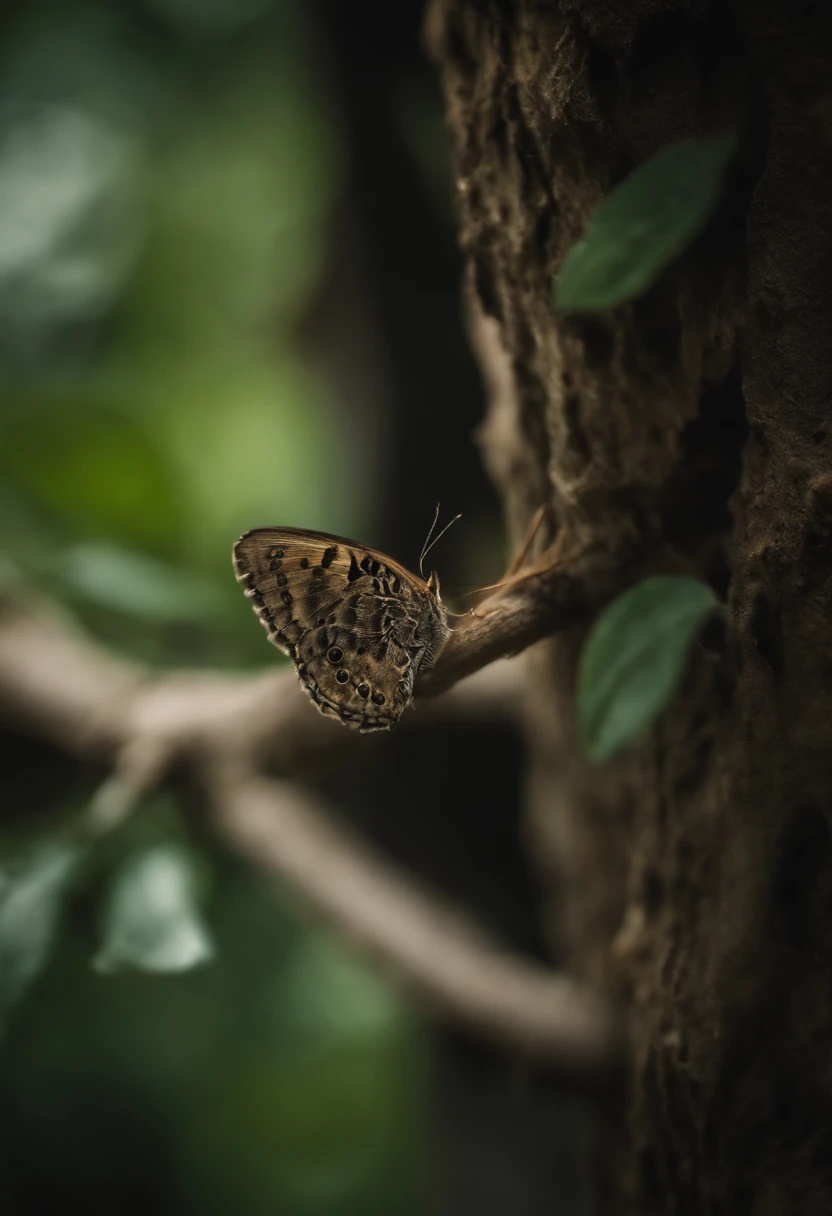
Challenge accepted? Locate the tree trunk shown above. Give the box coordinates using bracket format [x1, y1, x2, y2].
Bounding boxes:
[429, 2, 832, 1212]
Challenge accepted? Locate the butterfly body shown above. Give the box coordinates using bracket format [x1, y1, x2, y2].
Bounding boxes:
[233, 527, 450, 731]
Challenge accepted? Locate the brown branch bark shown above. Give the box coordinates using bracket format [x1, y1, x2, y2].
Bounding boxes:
[417, 558, 591, 697]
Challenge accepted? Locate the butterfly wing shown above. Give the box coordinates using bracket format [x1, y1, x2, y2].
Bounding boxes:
[233, 527, 449, 731]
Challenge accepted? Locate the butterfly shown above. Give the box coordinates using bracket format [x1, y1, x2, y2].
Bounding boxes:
[232, 517, 458, 732]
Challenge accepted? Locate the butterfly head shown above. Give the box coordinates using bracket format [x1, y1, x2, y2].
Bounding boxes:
[426, 570, 441, 599]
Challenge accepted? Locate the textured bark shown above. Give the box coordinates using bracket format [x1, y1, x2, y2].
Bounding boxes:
[429, 1, 832, 1212]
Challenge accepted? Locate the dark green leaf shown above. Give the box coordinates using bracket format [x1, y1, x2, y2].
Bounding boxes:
[578, 576, 718, 763]
[0, 840, 83, 1030]
[93, 844, 214, 975]
[555, 134, 738, 312]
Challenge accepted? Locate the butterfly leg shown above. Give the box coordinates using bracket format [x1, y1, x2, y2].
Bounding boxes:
[490, 529, 568, 592]
[502, 504, 550, 581]
[465, 506, 556, 616]
[468, 528, 591, 614]
[470, 505, 558, 600]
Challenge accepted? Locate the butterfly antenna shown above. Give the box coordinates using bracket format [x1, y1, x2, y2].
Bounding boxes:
[418, 503, 442, 578]
[420, 510, 462, 575]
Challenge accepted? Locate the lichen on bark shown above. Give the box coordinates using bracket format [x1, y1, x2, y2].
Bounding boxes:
[429, 0, 832, 1211]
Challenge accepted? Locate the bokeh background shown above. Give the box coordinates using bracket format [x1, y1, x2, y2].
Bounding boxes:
[0, 2, 582, 1213]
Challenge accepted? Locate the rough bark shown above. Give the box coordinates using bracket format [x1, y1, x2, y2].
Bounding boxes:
[429, 1, 832, 1212]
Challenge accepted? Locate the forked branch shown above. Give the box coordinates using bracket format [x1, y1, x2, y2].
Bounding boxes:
[0, 584, 625, 1092]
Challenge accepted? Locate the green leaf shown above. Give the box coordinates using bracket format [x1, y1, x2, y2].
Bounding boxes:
[0, 840, 83, 1030]
[554, 134, 738, 312]
[93, 844, 214, 975]
[578, 576, 718, 763]
[54, 542, 224, 623]
[0, 405, 185, 555]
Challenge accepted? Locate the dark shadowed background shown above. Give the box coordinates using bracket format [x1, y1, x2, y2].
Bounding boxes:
[0, 2, 582, 1212]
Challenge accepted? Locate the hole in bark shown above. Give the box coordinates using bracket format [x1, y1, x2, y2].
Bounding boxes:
[775, 806, 832, 949]
[642, 869, 664, 917]
[491, 103, 511, 166]
[672, 736, 714, 799]
[707, 1027, 770, 1166]
[809, 475, 832, 513]
[474, 254, 501, 320]
[660, 365, 748, 555]
[445, 19, 478, 83]
[632, 294, 682, 373]
[696, 10, 746, 100]
[563, 392, 590, 464]
[804, 475, 832, 555]
[630, 8, 745, 105]
[710, 556, 729, 603]
[629, 13, 700, 100]
[750, 422, 770, 457]
[713, 654, 736, 711]
[572, 317, 614, 368]
[638, 1147, 664, 1204]
[461, 176, 481, 213]
[532, 205, 554, 267]
[697, 611, 727, 657]
[506, 84, 547, 203]
[805, 520, 832, 553]
[749, 591, 783, 679]
[585, 42, 617, 120]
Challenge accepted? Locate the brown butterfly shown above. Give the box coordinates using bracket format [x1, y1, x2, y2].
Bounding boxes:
[232, 517, 457, 731]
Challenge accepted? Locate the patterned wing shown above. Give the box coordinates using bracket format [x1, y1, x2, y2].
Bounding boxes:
[233, 527, 449, 731]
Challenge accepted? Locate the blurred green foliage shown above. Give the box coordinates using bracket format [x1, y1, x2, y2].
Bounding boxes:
[1, 799, 427, 1216]
[0, 0, 365, 668]
[0, 2, 429, 1212]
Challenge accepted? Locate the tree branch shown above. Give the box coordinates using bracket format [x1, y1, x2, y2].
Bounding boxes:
[417, 561, 588, 697]
[208, 768, 623, 1088]
[0, 593, 626, 1091]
